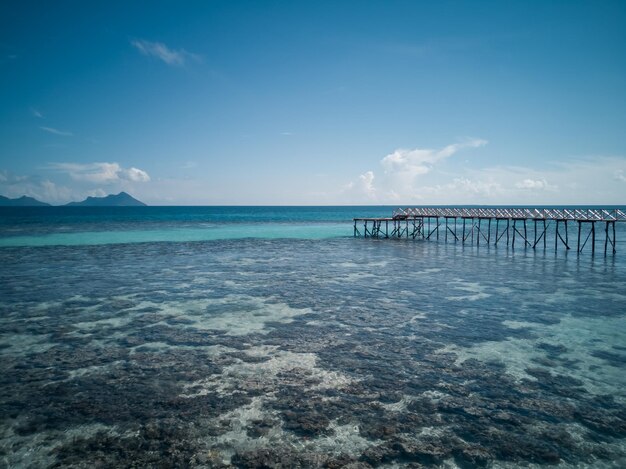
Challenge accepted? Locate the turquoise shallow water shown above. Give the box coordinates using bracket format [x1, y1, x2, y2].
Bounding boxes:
[0, 223, 349, 246]
[1, 206, 625, 467]
[0, 206, 384, 246]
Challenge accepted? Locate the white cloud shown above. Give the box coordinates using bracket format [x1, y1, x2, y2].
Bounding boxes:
[408, 159, 626, 204]
[85, 188, 107, 198]
[341, 171, 378, 202]
[380, 139, 488, 197]
[514, 178, 556, 191]
[31, 108, 44, 118]
[397, 177, 504, 203]
[343, 138, 488, 202]
[0, 170, 73, 204]
[341, 139, 626, 205]
[49, 162, 150, 184]
[124, 167, 151, 182]
[1, 164, 153, 205]
[40, 126, 73, 136]
[381, 138, 487, 178]
[445, 178, 502, 197]
[131, 39, 201, 66]
[0, 170, 27, 183]
[358, 171, 376, 197]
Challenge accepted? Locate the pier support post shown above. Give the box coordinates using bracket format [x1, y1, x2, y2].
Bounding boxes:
[507, 219, 510, 246]
[611, 222, 617, 254]
[555, 220, 571, 251]
[512, 220, 516, 248]
[471, 218, 475, 245]
[555, 220, 559, 252]
[510, 219, 531, 248]
[495, 219, 500, 246]
[592, 221, 596, 254]
[533, 219, 549, 249]
[462, 218, 466, 245]
[354, 209, 621, 256]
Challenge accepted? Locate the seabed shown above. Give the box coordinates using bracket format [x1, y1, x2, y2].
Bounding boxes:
[1, 235, 625, 467]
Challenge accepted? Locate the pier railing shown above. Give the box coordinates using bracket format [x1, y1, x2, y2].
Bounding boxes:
[354, 207, 625, 254]
[391, 207, 626, 222]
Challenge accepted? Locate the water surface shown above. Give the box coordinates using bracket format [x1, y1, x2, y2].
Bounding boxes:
[1, 207, 625, 467]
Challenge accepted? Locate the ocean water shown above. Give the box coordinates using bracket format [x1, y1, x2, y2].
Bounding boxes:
[1, 206, 625, 468]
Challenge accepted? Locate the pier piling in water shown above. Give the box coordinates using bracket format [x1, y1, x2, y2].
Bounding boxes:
[354, 208, 626, 255]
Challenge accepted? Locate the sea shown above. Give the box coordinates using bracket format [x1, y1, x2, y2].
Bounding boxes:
[0, 206, 625, 468]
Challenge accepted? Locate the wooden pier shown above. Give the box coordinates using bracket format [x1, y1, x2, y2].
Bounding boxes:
[354, 208, 626, 255]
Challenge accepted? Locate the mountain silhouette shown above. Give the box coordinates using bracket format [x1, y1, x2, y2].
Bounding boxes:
[0, 195, 51, 206]
[65, 192, 146, 207]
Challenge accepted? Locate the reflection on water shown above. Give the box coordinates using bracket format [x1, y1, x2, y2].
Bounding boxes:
[1, 238, 625, 467]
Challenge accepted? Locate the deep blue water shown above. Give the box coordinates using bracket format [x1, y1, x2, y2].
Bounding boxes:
[1, 206, 625, 467]
[0, 206, 392, 245]
[0, 205, 390, 233]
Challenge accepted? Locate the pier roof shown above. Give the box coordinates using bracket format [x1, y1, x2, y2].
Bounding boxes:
[387, 207, 626, 222]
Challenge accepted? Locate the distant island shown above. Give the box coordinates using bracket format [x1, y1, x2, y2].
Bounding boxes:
[0, 195, 51, 207]
[0, 192, 146, 207]
[66, 192, 146, 207]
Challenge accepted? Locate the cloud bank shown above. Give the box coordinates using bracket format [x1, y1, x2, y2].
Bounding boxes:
[381, 139, 487, 178]
[1, 162, 151, 204]
[49, 162, 150, 184]
[0, 170, 73, 204]
[344, 139, 488, 202]
[341, 140, 626, 205]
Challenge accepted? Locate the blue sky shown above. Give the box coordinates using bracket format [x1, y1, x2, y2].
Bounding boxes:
[1, 0, 625, 205]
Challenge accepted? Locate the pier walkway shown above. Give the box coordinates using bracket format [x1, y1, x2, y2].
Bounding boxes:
[354, 208, 626, 255]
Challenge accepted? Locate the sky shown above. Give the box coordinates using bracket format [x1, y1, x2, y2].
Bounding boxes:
[1, 0, 625, 205]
